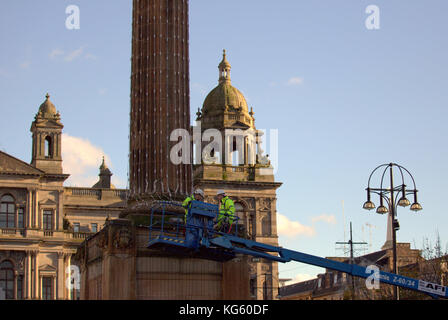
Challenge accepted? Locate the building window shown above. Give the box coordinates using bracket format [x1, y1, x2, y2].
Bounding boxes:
[43, 210, 53, 230]
[0, 195, 15, 228]
[18, 208, 24, 229]
[17, 275, 23, 300]
[91, 223, 98, 233]
[45, 136, 53, 158]
[0, 260, 14, 300]
[262, 274, 272, 300]
[42, 277, 53, 300]
[318, 278, 322, 288]
[250, 277, 257, 297]
[73, 223, 80, 233]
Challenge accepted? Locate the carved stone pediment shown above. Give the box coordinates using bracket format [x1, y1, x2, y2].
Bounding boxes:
[39, 264, 57, 272]
[39, 198, 57, 206]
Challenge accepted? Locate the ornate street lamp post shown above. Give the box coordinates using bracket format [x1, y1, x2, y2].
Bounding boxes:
[363, 163, 422, 300]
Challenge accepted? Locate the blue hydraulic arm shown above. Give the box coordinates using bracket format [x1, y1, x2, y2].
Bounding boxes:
[210, 234, 448, 299]
[147, 200, 448, 299]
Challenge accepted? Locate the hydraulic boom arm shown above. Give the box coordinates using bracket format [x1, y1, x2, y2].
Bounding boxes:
[147, 200, 447, 299]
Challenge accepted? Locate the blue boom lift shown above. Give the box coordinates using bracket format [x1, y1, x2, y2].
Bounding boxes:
[147, 201, 447, 299]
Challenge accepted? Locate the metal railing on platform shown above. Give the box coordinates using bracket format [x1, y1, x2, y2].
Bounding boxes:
[147, 201, 243, 247]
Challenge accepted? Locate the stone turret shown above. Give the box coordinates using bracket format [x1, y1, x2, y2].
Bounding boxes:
[30, 93, 64, 174]
[92, 157, 114, 189]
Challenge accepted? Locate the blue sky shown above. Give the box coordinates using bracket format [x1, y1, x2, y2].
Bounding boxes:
[1, 1, 448, 284]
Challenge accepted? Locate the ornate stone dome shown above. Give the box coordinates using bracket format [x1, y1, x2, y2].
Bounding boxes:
[36, 93, 60, 121]
[200, 50, 254, 129]
[203, 82, 249, 114]
[38, 93, 57, 116]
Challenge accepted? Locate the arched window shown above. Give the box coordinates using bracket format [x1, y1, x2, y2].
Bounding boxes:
[262, 276, 272, 300]
[0, 260, 14, 299]
[0, 195, 15, 228]
[45, 136, 52, 158]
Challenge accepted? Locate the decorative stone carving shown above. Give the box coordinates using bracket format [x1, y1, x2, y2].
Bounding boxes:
[243, 198, 255, 210]
[249, 264, 256, 274]
[258, 198, 271, 211]
[97, 230, 108, 249]
[113, 227, 133, 249]
[261, 264, 271, 272]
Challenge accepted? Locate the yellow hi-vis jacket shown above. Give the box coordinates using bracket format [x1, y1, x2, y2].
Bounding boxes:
[217, 196, 235, 227]
[182, 195, 194, 223]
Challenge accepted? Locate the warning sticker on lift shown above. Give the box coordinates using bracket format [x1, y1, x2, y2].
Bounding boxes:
[418, 280, 447, 296]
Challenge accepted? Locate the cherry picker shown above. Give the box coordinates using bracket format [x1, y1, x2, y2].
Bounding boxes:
[147, 200, 447, 299]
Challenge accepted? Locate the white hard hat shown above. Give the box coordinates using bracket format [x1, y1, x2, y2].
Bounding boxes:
[194, 189, 204, 197]
[216, 190, 226, 196]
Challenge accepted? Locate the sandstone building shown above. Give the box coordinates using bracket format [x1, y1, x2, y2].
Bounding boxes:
[0, 94, 126, 300]
[1, 0, 282, 300]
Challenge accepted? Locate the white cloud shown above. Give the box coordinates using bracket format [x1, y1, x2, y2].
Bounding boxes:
[50, 47, 96, 62]
[62, 133, 111, 187]
[285, 273, 316, 285]
[311, 214, 337, 225]
[277, 213, 316, 238]
[98, 88, 107, 96]
[64, 46, 85, 62]
[287, 77, 304, 86]
[49, 49, 64, 59]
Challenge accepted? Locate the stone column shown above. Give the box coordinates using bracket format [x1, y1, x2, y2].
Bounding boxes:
[33, 251, 39, 299]
[13, 270, 18, 300]
[26, 189, 32, 228]
[65, 253, 72, 300]
[57, 191, 64, 231]
[224, 132, 232, 165]
[57, 252, 64, 300]
[53, 276, 57, 300]
[24, 251, 32, 299]
[33, 190, 39, 228]
[270, 197, 278, 237]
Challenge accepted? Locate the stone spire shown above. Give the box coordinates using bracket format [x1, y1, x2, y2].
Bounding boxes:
[382, 212, 394, 250]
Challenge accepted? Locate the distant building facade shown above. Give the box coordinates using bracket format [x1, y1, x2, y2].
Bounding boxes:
[279, 243, 423, 300]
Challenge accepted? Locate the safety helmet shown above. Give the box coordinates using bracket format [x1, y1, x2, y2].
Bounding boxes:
[194, 189, 205, 197]
[216, 190, 226, 196]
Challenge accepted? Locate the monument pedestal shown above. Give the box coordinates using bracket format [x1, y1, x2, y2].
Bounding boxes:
[74, 219, 250, 300]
